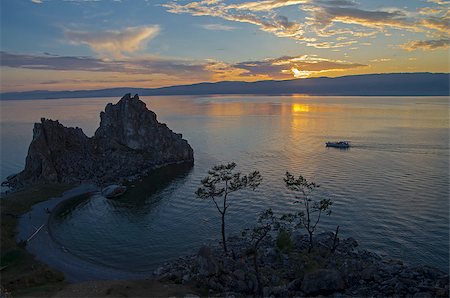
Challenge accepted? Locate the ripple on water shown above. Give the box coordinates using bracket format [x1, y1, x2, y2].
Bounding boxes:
[4, 96, 448, 274]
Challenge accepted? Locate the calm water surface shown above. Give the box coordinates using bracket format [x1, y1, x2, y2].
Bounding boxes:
[1, 95, 448, 272]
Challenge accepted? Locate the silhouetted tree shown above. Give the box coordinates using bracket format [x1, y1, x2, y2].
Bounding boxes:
[284, 172, 332, 253]
[196, 162, 262, 253]
[242, 209, 278, 295]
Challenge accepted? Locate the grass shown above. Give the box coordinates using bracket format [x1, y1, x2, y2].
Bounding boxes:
[1, 183, 74, 297]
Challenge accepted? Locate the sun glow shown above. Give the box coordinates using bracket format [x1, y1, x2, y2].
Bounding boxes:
[291, 67, 313, 78]
[292, 103, 310, 113]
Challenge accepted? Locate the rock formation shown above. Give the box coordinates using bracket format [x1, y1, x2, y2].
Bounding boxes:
[154, 233, 449, 297]
[3, 94, 193, 188]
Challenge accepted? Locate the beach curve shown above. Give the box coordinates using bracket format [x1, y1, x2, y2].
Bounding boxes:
[17, 184, 153, 282]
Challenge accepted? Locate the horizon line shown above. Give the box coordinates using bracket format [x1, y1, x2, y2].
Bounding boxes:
[2, 72, 449, 95]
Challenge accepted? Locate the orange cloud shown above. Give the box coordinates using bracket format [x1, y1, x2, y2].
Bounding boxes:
[1, 50, 367, 92]
[426, 0, 450, 4]
[420, 14, 450, 33]
[163, 1, 305, 40]
[227, 0, 308, 11]
[163, 0, 450, 53]
[231, 55, 366, 78]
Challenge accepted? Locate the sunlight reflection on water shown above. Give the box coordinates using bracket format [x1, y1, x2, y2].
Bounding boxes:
[1, 95, 448, 272]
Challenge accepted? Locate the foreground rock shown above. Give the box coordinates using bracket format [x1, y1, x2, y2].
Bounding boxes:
[154, 233, 449, 297]
[3, 94, 194, 188]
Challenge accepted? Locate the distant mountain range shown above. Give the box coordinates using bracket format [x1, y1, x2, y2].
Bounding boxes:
[1, 73, 448, 100]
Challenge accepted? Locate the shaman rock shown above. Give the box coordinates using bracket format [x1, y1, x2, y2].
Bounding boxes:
[3, 94, 194, 188]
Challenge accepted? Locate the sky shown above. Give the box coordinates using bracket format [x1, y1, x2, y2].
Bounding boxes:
[0, 0, 449, 92]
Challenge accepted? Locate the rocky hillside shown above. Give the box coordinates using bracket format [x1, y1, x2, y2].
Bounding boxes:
[3, 94, 194, 188]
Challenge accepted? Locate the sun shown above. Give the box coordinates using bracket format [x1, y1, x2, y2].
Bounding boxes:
[292, 104, 310, 113]
[291, 68, 312, 79]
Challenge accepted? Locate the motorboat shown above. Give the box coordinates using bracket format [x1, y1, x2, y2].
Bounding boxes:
[326, 141, 350, 149]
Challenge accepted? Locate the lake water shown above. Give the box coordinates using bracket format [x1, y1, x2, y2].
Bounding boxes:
[1, 95, 448, 273]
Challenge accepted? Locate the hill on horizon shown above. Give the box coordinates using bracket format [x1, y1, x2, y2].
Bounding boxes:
[1, 72, 448, 100]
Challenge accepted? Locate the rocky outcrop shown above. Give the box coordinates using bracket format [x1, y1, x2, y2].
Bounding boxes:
[196, 245, 220, 276]
[3, 94, 193, 188]
[154, 234, 449, 297]
[301, 269, 345, 295]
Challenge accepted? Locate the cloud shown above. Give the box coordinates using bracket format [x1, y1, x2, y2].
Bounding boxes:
[223, 12, 304, 39]
[39, 78, 151, 85]
[313, 0, 357, 7]
[401, 38, 450, 51]
[420, 14, 450, 33]
[164, 0, 442, 50]
[227, 0, 309, 11]
[262, 15, 304, 38]
[370, 58, 392, 62]
[64, 25, 160, 57]
[204, 55, 366, 81]
[305, 39, 357, 48]
[199, 23, 237, 30]
[163, 0, 448, 52]
[0, 51, 206, 77]
[31, 0, 43, 3]
[426, 0, 450, 5]
[418, 7, 445, 15]
[1, 51, 366, 83]
[230, 54, 366, 78]
[162, 0, 226, 16]
[1, 51, 111, 71]
[204, 60, 259, 81]
[302, 5, 419, 32]
[163, 1, 305, 40]
[308, 26, 378, 38]
[302, 1, 450, 42]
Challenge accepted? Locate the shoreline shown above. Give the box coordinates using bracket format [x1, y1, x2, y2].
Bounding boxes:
[10, 183, 449, 297]
[17, 184, 152, 282]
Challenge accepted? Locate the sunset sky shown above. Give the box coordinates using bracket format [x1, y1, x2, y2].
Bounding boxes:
[1, 0, 449, 92]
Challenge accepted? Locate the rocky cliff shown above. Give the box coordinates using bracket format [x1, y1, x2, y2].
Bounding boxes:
[3, 94, 193, 188]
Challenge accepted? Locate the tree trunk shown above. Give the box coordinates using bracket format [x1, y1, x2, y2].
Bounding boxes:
[221, 212, 227, 253]
[308, 231, 313, 253]
[253, 247, 262, 295]
[331, 225, 340, 253]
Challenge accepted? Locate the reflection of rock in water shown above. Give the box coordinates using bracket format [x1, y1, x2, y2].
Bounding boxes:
[50, 163, 192, 225]
[111, 162, 193, 207]
[50, 193, 92, 222]
[3, 94, 194, 189]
